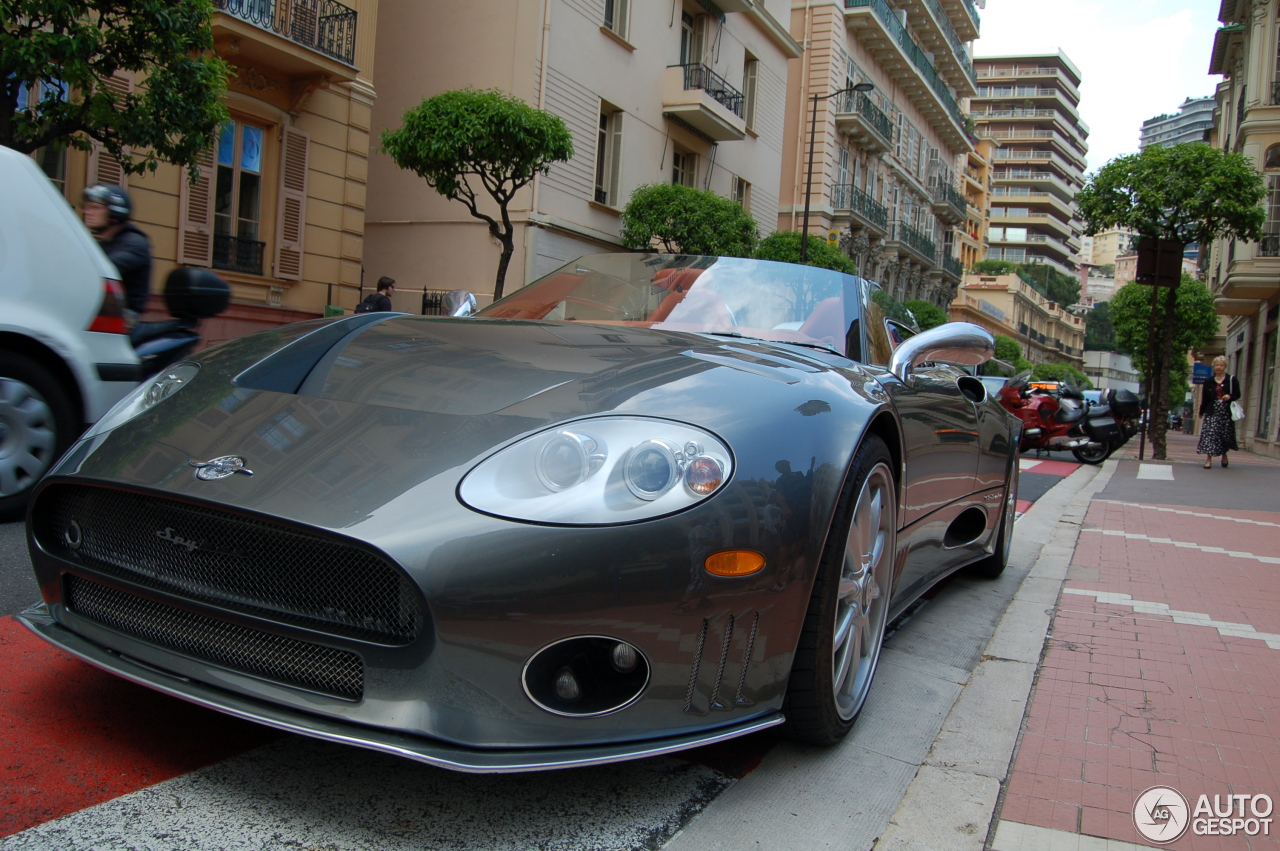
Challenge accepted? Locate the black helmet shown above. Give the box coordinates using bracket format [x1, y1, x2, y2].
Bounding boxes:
[83, 183, 132, 224]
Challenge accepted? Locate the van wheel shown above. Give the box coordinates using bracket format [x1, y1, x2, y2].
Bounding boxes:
[0, 354, 76, 519]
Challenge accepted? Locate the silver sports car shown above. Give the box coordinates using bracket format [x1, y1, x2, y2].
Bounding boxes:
[21, 254, 1020, 772]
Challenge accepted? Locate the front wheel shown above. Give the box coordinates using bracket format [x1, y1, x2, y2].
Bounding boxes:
[785, 435, 897, 745]
[1071, 441, 1110, 465]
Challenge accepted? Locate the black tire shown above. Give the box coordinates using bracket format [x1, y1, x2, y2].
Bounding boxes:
[1071, 441, 1110, 465]
[968, 457, 1019, 579]
[785, 435, 896, 745]
[0, 354, 77, 520]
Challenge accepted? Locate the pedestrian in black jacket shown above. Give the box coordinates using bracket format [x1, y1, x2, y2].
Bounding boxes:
[83, 184, 152, 318]
[1197, 355, 1241, 468]
[356, 276, 396, 312]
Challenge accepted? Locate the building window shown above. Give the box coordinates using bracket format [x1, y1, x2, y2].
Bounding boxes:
[733, 176, 750, 209]
[16, 79, 69, 196]
[680, 11, 707, 66]
[742, 56, 760, 131]
[604, 0, 629, 40]
[672, 149, 698, 187]
[1266, 144, 1280, 169]
[594, 108, 623, 206]
[214, 118, 266, 275]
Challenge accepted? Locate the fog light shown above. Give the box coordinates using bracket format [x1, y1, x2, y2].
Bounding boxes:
[705, 550, 766, 577]
[554, 667, 581, 701]
[64, 521, 83, 550]
[611, 642, 638, 673]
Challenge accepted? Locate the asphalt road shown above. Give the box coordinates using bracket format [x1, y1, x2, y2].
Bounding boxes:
[0, 521, 36, 615]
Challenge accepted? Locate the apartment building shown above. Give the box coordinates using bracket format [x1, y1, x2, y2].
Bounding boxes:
[1080, 228, 1134, 268]
[364, 0, 800, 305]
[949, 272, 1085, 367]
[1139, 95, 1215, 149]
[1206, 1, 1280, 457]
[782, 0, 979, 307]
[958, 130, 997, 273]
[970, 52, 1087, 281]
[23, 0, 380, 342]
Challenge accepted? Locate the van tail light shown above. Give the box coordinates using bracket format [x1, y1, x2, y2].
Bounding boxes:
[88, 278, 127, 334]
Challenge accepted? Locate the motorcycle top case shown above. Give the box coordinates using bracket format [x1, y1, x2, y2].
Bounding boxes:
[1108, 389, 1141, 418]
[164, 267, 230, 319]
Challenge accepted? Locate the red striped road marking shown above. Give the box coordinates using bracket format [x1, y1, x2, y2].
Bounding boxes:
[0, 616, 278, 837]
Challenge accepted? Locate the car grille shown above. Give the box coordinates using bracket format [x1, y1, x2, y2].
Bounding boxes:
[33, 484, 422, 644]
[66, 574, 364, 700]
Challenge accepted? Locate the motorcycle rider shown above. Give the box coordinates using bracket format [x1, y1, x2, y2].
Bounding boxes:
[83, 183, 151, 326]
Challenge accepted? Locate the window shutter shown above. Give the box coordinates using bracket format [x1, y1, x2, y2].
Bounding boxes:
[607, 113, 623, 204]
[178, 146, 216, 266]
[274, 125, 310, 281]
[88, 72, 132, 188]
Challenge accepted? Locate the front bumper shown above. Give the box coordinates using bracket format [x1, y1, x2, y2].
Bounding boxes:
[18, 602, 783, 773]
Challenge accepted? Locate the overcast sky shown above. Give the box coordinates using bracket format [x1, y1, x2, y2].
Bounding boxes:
[974, 0, 1222, 173]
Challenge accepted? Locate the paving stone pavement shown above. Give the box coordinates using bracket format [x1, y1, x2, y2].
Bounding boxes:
[988, 433, 1280, 851]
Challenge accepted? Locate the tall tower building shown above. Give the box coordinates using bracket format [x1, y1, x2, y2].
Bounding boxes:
[1139, 96, 1216, 149]
[970, 52, 1088, 279]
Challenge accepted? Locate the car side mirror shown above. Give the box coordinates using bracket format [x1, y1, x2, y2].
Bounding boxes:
[442, 290, 477, 317]
[889, 322, 994, 382]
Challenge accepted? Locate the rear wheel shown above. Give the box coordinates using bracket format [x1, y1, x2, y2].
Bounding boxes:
[0, 354, 76, 519]
[968, 459, 1019, 579]
[785, 435, 896, 744]
[1071, 441, 1110, 465]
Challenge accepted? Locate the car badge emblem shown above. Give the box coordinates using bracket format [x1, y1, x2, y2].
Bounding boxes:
[189, 455, 254, 481]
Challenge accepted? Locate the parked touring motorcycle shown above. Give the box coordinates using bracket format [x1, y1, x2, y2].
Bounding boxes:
[130, 267, 230, 379]
[996, 371, 1137, 465]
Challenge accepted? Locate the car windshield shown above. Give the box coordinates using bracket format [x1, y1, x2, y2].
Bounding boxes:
[477, 254, 867, 356]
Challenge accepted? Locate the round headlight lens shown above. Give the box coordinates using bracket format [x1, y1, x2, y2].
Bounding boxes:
[536, 432, 593, 491]
[685, 455, 724, 495]
[84, 362, 200, 438]
[625, 440, 679, 500]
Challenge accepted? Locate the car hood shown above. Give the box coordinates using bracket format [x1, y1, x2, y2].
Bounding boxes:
[55, 316, 870, 533]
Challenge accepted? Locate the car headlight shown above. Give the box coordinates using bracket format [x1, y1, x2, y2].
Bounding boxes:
[459, 416, 732, 525]
[84, 363, 200, 438]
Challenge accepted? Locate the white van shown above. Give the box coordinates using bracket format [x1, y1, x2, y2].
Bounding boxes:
[0, 146, 140, 517]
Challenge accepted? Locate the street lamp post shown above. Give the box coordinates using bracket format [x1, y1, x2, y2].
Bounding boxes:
[801, 82, 875, 262]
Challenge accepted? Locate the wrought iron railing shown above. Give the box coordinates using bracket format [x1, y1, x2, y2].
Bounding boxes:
[213, 234, 265, 276]
[942, 253, 963, 279]
[831, 184, 889, 228]
[917, 0, 975, 85]
[214, 0, 357, 65]
[892, 221, 936, 261]
[836, 90, 893, 142]
[675, 63, 745, 118]
[1259, 234, 1280, 257]
[844, 0, 967, 133]
[958, 0, 980, 29]
[932, 182, 966, 218]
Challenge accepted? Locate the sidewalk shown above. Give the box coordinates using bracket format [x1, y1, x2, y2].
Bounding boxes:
[875, 432, 1280, 851]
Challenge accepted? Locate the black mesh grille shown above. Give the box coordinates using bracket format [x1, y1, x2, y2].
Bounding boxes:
[66, 574, 364, 700]
[34, 484, 422, 643]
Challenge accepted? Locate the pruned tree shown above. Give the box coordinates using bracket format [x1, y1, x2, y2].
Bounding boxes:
[621, 183, 759, 258]
[752, 230, 854, 274]
[381, 88, 574, 300]
[1076, 143, 1264, 458]
[0, 0, 229, 178]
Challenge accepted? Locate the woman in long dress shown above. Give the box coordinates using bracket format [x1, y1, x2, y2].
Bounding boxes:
[1196, 355, 1241, 468]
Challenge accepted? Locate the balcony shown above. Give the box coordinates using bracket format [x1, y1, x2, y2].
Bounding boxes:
[971, 107, 1088, 149]
[896, 0, 977, 95]
[832, 183, 890, 232]
[986, 127, 1088, 162]
[931, 181, 966, 223]
[213, 233, 266, 276]
[990, 169, 1077, 202]
[834, 90, 893, 153]
[940, 252, 963, 281]
[975, 66, 1080, 102]
[975, 84, 1079, 110]
[663, 64, 747, 142]
[212, 0, 359, 83]
[843, 0, 972, 151]
[889, 220, 937, 265]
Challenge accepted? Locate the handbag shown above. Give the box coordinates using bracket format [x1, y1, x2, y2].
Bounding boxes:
[1230, 400, 1245, 421]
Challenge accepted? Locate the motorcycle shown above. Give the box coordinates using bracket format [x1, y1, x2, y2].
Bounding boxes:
[996, 371, 1120, 465]
[130, 267, 230, 379]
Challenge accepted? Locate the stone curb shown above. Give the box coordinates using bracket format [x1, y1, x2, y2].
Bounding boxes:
[872, 459, 1116, 851]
